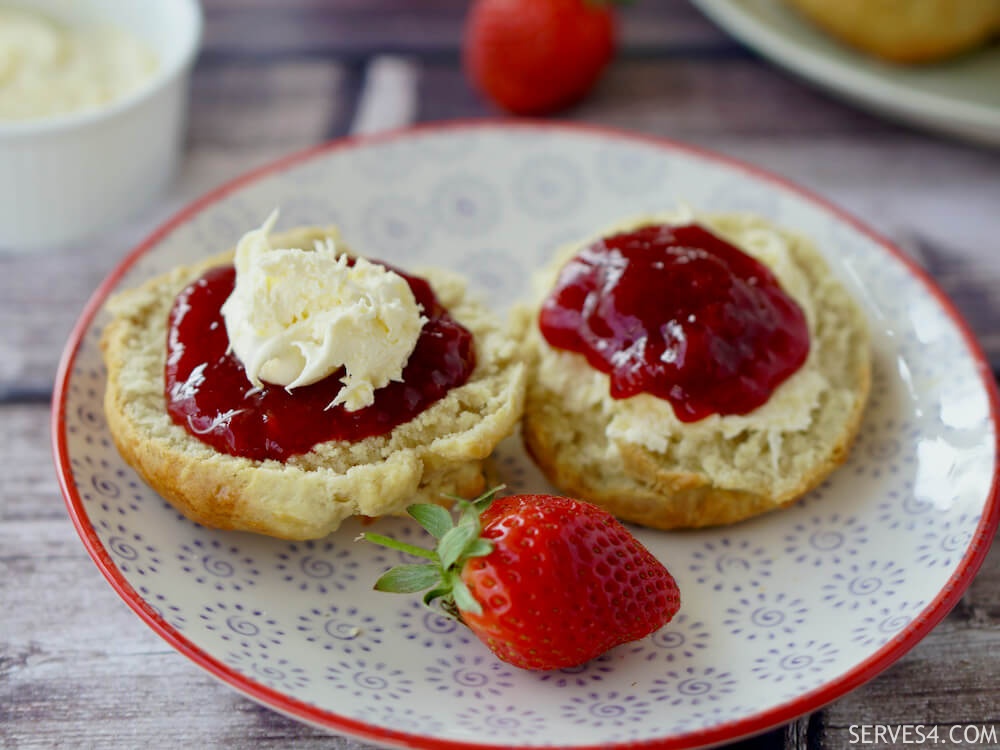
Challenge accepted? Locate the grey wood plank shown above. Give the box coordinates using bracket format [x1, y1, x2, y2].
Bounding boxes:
[1, 543, 362, 749]
[2, 406, 65, 522]
[782, 716, 813, 750]
[818, 611, 1000, 749]
[198, 0, 727, 58]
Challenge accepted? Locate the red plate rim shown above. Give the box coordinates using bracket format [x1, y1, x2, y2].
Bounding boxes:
[51, 119, 1000, 750]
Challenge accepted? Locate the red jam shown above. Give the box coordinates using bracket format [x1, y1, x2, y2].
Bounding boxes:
[538, 224, 810, 422]
[165, 262, 476, 461]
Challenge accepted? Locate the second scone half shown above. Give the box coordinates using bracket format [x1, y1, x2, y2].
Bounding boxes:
[782, 0, 1000, 64]
[518, 208, 870, 529]
[102, 225, 526, 540]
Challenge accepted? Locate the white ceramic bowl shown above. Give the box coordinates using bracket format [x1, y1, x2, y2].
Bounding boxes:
[0, 0, 202, 251]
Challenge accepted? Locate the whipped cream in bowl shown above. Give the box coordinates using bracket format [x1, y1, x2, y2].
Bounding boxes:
[0, 6, 158, 121]
[220, 212, 427, 412]
[0, 0, 202, 250]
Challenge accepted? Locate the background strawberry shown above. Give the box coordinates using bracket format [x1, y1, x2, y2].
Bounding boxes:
[463, 0, 620, 116]
[364, 489, 680, 671]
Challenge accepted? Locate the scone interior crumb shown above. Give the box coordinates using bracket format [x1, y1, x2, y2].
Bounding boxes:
[101, 228, 526, 539]
[520, 210, 871, 529]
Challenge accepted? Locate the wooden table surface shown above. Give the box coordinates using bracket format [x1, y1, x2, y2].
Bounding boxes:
[3, 2, 999, 748]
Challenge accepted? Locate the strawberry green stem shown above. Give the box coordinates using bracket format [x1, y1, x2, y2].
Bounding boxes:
[361, 532, 438, 561]
[360, 486, 504, 618]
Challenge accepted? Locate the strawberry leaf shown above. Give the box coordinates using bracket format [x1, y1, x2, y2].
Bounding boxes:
[464, 538, 493, 559]
[373, 564, 441, 594]
[438, 520, 480, 571]
[442, 484, 504, 513]
[450, 572, 482, 616]
[362, 486, 502, 621]
[361, 532, 437, 561]
[408, 503, 453, 539]
[423, 584, 453, 608]
[458, 499, 483, 526]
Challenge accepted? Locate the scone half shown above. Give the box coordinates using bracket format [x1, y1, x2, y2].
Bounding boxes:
[783, 0, 1000, 63]
[102, 227, 526, 540]
[519, 210, 870, 529]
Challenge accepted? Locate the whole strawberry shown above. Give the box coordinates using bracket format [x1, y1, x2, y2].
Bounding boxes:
[364, 489, 680, 671]
[463, 0, 619, 116]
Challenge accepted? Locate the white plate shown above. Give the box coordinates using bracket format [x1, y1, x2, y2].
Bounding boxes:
[692, 0, 1000, 147]
[53, 122, 999, 749]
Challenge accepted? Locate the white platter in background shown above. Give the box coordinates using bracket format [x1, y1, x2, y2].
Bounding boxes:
[693, 0, 1000, 148]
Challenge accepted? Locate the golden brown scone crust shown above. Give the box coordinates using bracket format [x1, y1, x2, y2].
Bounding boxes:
[784, 0, 1000, 63]
[519, 213, 871, 530]
[102, 227, 525, 540]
